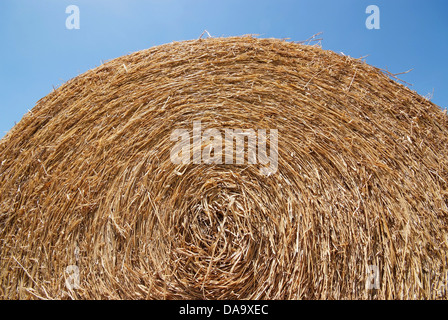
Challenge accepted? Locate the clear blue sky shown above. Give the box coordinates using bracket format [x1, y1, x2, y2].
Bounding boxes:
[1, 0, 447, 137]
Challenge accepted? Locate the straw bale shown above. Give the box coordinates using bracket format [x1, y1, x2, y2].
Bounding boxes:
[1, 36, 447, 299]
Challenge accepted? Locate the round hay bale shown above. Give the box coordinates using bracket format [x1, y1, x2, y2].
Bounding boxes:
[1, 36, 448, 300]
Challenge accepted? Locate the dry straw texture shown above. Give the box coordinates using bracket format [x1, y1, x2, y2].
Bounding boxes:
[1, 36, 448, 300]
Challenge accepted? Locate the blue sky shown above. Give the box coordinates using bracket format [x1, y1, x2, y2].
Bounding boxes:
[1, 0, 447, 137]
